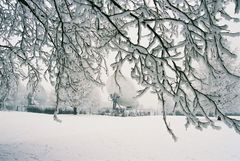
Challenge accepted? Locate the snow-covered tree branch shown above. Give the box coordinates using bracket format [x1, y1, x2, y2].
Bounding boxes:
[1, 0, 240, 138]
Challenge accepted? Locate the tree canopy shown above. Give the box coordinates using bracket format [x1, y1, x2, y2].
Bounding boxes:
[1, 0, 240, 139]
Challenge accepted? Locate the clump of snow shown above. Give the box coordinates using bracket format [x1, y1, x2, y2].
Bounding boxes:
[0, 111, 240, 161]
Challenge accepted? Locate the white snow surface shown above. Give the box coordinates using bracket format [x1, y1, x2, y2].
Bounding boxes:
[0, 111, 240, 161]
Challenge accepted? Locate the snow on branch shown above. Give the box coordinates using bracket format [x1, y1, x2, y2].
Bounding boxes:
[0, 0, 240, 138]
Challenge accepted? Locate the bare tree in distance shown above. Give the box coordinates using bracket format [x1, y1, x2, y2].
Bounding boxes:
[57, 66, 96, 116]
[1, 0, 240, 140]
[0, 51, 19, 110]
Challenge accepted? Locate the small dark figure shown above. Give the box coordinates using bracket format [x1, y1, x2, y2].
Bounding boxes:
[110, 93, 120, 110]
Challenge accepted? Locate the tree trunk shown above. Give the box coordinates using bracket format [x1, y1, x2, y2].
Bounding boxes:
[113, 101, 117, 110]
[0, 100, 6, 110]
[73, 107, 77, 115]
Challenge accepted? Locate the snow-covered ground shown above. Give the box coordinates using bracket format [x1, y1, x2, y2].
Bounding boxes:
[0, 112, 239, 161]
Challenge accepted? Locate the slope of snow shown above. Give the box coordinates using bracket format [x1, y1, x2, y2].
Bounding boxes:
[0, 111, 239, 161]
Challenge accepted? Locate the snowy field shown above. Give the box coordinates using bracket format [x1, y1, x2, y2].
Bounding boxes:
[0, 112, 239, 161]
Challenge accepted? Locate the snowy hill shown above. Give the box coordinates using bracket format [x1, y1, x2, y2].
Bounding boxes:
[0, 112, 240, 161]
